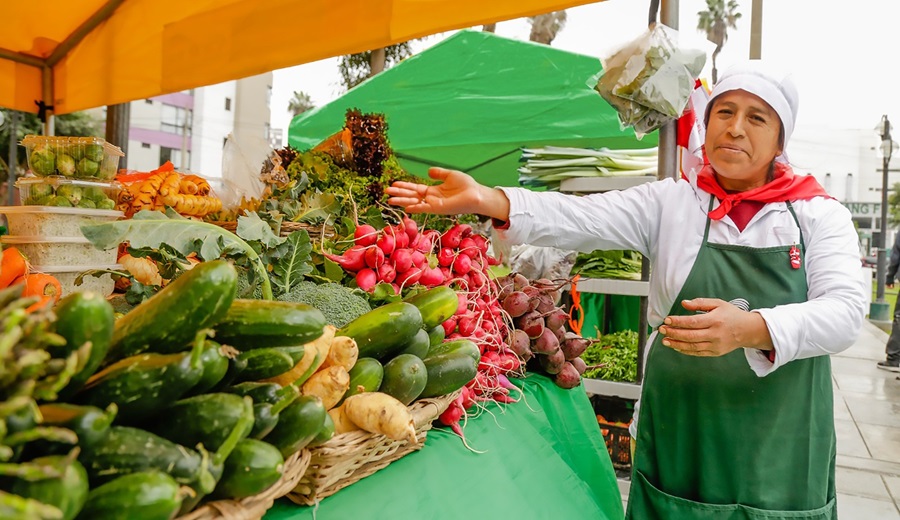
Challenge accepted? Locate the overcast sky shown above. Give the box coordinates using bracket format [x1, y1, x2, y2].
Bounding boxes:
[270, 0, 900, 146]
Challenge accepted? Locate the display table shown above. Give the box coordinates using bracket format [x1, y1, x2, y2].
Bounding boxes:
[265, 374, 625, 520]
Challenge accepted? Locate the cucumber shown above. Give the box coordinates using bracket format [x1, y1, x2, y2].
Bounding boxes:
[187, 340, 232, 395]
[426, 339, 481, 361]
[211, 439, 284, 500]
[76, 349, 204, 425]
[420, 340, 479, 398]
[79, 426, 217, 496]
[11, 456, 89, 520]
[108, 260, 238, 360]
[37, 403, 117, 448]
[405, 286, 459, 329]
[427, 324, 446, 347]
[224, 382, 296, 404]
[76, 471, 182, 520]
[264, 395, 326, 457]
[250, 386, 298, 439]
[214, 299, 326, 349]
[339, 302, 423, 360]
[307, 412, 335, 448]
[151, 393, 254, 453]
[396, 328, 430, 359]
[53, 291, 115, 399]
[233, 348, 296, 382]
[338, 357, 383, 405]
[380, 354, 428, 405]
[215, 354, 249, 390]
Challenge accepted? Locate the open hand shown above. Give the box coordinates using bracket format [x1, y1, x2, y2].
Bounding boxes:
[386, 167, 509, 220]
[657, 298, 773, 357]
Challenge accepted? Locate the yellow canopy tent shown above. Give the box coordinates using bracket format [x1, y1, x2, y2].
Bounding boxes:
[0, 0, 599, 116]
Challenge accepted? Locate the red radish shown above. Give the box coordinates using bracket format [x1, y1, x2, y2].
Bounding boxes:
[421, 230, 440, 253]
[438, 401, 468, 441]
[460, 386, 476, 409]
[356, 268, 377, 292]
[440, 224, 469, 249]
[459, 237, 479, 258]
[392, 248, 413, 273]
[457, 316, 477, 337]
[393, 226, 410, 249]
[456, 293, 469, 315]
[365, 246, 385, 268]
[533, 326, 560, 354]
[441, 318, 458, 336]
[497, 353, 521, 373]
[479, 351, 501, 376]
[448, 332, 462, 340]
[410, 250, 427, 268]
[571, 357, 587, 375]
[501, 291, 530, 318]
[485, 254, 501, 266]
[354, 224, 378, 247]
[545, 308, 569, 331]
[376, 233, 396, 256]
[419, 266, 444, 287]
[555, 361, 581, 389]
[471, 234, 488, 253]
[324, 246, 366, 272]
[540, 348, 566, 375]
[402, 217, 418, 240]
[377, 263, 396, 283]
[440, 266, 451, 281]
[390, 283, 401, 295]
[437, 247, 455, 267]
[396, 266, 424, 286]
[452, 254, 472, 275]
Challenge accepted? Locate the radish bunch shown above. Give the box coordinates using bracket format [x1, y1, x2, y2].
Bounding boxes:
[495, 273, 591, 389]
[325, 217, 447, 294]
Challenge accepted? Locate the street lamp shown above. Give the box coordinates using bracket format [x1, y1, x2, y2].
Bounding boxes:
[872, 114, 895, 321]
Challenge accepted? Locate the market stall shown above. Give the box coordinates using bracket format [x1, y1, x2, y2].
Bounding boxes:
[266, 374, 624, 520]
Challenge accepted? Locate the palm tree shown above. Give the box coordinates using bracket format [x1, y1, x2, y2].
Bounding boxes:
[697, 0, 742, 84]
[338, 42, 413, 91]
[287, 91, 314, 117]
[528, 11, 567, 45]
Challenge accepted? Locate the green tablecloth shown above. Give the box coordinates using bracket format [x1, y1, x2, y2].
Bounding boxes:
[265, 374, 625, 520]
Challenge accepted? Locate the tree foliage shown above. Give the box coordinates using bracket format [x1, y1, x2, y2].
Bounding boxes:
[888, 181, 900, 227]
[697, 0, 742, 84]
[528, 11, 567, 45]
[337, 43, 413, 91]
[288, 91, 315, 117]
[0, 109, 101, 182]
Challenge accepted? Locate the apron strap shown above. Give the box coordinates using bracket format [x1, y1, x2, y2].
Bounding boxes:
[785, 201, 806, 251]
[703, 197, 806, 252]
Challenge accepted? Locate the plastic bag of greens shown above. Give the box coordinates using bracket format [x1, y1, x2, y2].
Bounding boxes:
[593, 24, 706, 137]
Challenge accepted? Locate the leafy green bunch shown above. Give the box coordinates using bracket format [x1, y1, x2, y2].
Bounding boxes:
[581, 330, 639, 382]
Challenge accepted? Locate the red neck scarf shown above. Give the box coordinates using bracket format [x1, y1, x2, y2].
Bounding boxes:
[696, 162, 831, 220]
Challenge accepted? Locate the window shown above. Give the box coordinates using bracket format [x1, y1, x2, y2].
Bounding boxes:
[141, 143, 151, 149]
[160, 147, 173, 165]
[264, 122, 270, 140]
[845, 173, 854, 201]
[823, 173, 831, 192]
[145, 99, 153, 105]
[223, 137, 228, 147]
[225, 97, 232, 111]
[267, 86, 273, 108]
[160, 104, 191, 136]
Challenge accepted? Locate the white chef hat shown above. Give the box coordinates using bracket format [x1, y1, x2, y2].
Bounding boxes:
[705, 61, 799, 163]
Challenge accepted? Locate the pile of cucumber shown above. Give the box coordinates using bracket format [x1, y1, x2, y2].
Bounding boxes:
[2, 260, 480, 519]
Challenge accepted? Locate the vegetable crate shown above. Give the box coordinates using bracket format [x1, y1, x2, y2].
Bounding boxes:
[591, 395, 634, 471]
[287, 391, 459, 505]
[176, 449, 311, 520]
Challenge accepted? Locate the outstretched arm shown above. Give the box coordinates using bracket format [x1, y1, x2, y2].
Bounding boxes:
[386, 167, 511, 221]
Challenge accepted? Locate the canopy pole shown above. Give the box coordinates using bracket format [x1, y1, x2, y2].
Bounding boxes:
[106, 104, 130, 166]
[657, 0, 678, 181]
[41, 65, 54, 135]
[7, 111, 17, 206]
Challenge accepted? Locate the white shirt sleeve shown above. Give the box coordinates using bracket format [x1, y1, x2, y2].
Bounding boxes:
[747, 199, 868, 376]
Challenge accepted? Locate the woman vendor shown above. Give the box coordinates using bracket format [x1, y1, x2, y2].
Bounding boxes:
[387, 62, 866, 519]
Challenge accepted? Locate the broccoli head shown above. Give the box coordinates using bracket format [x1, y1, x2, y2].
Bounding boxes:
[236, 268, 264, 299]
[277, 281, 371, 328]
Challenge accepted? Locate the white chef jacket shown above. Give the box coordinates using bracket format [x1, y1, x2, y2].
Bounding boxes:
[494, 175, 868, 378]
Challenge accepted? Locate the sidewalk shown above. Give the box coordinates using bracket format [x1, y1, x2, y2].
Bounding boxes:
[833, 319, 900, 518]
[617, 320, 900, 517]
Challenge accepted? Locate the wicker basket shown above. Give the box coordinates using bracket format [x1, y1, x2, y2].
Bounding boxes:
[209, 220, 335, 240]
[177, 449, 312, 520]
[286, 391, 460, 505]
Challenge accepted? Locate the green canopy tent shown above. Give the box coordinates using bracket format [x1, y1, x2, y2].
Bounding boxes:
[288, 29, 657, 187]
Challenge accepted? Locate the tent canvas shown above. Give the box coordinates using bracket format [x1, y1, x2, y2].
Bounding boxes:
[288, 30, 657, 187]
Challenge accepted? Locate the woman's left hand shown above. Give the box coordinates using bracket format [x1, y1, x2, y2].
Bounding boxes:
[658, 298, 773, 357]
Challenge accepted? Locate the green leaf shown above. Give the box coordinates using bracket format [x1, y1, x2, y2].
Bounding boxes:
[80, 210, 274, 300]
[295, 192, 341, 224]
[324, 256, 345, 282]
[271, 231, 313, 295]
[236, 212, 285, 248]
[363, 206, 386, 230]
[370, 282, 402, 304]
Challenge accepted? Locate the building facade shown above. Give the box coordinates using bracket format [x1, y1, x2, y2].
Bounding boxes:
[126, 72, 273, 178]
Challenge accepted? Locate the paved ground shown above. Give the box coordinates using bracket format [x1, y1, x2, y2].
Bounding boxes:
[618, 319, 900, 517]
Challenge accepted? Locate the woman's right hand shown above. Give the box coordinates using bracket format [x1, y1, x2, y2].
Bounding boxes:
[386, 167, 510, 220]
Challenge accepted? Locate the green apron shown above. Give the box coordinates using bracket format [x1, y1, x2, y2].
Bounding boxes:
[625, 201, 837, 520]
